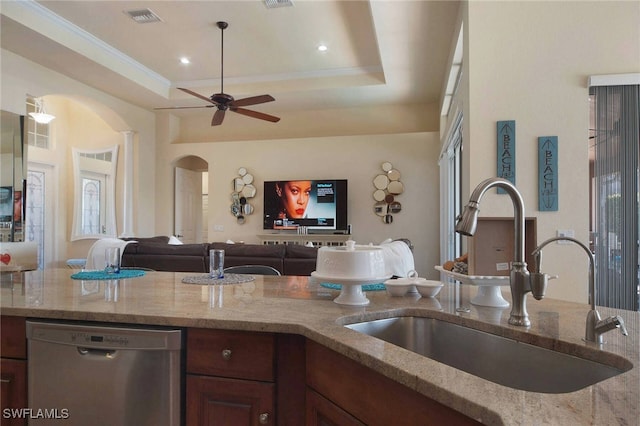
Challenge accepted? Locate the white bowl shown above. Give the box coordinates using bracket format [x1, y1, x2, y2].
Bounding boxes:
[414, 280, 444, 298]
[384, 278, 414, 297]
[316, 242, 386, 280]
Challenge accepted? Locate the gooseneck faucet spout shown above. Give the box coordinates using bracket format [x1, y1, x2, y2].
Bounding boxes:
[532, 236, 628, 344]
[456, 178, 531, 326]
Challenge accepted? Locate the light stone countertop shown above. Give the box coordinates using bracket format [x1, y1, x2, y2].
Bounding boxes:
[1, 269, 638, 425]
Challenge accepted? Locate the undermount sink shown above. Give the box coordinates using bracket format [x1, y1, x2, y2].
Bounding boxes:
[344, 316, 632, 393]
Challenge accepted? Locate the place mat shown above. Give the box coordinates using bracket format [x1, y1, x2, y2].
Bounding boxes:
[71, 269, 146, 280]
[320, 283, 386, 291]
[181, 273, 256, 285]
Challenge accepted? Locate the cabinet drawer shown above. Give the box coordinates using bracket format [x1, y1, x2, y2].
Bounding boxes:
[187, 328, 275, 381]
[0, 316, 26, 359]
[186, 375, 275, 426]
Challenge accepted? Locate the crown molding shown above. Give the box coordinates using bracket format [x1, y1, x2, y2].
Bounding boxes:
[2, 0, 171, 97]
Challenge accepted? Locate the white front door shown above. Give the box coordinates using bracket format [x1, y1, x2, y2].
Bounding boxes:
[26, 163, 55, 269]
[174, 167, 202, 244]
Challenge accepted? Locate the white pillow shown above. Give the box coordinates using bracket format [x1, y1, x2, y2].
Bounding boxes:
[168, 235, 183, 245]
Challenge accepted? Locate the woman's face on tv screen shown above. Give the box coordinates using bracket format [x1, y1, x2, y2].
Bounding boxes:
[282, 181, 312, 218]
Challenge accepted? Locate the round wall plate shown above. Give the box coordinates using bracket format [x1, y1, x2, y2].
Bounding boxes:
[389, 201, 402, 213]
[388, 169, 401, 181]
[233, 177, 245, 192]
[373, 189, 386, 201]
[388, 180, 404, 195]
[374, 201, 388, 216]
[242, 184, 256, 198]
[373, 174, 390, 190]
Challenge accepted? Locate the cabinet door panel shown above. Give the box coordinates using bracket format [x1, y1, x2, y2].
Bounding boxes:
[306, 340, 480, 425]
[1, 359, 27, 426]
[306, 388, 364, 426]
[0, 316, 26, 359]
[186, 375, 274, 426]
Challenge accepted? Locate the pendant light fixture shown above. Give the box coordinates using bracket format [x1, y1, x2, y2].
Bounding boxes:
[29, 97, 56, 124]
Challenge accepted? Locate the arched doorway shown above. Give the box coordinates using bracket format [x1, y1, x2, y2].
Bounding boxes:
[173, 155, 208, 243]
[25, 94, 132, 266]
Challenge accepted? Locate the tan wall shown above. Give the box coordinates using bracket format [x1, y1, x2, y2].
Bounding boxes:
[156, 128, 442, 279]
[460, 1, 640, 302]
[3, 0, 638, 295]
[1, 50, 157, 266]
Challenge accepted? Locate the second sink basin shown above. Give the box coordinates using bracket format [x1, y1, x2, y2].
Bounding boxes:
[345, 316, 632, 393]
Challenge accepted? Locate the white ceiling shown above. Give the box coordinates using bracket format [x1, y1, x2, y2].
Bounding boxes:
[1, 0, 460, 132]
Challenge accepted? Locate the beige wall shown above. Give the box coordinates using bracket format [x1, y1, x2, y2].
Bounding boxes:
[460, 1, 640, 302]
[1, 50, 157, 265]
[2, 0, 638, 298]
[1, 49, 442, 277]
[155, 125, 442, 278]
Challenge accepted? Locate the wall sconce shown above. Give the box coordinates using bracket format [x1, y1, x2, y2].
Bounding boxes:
[29, 97, 56, 124]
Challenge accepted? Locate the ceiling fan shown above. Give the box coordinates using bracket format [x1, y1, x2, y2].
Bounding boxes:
[156, 21, 280, 126]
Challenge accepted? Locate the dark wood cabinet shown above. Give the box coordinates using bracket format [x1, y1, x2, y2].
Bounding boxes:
[1, 316, 27, 426]
[306, 388, 365, 426]
[186, 328, 276, 426]
[1, 315, 480, 425]
[306, 340, 480, 426]
[186, 375, 274, 426]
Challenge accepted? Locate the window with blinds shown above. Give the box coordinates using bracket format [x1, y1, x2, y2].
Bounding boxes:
[590, 83, 640, 311]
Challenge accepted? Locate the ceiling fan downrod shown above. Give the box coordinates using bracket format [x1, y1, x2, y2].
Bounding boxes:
[216, 21, 228, 95]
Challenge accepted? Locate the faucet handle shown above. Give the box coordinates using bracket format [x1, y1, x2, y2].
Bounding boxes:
[530, 272, 550, 300]
[611, 315, 628, 336]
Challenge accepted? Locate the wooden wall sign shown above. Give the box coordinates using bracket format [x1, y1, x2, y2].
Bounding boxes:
[497, 121, 516, 194]
[538, 136, 558, 211]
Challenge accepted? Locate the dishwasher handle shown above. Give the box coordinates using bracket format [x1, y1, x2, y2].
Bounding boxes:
[78, 347, 117, 358]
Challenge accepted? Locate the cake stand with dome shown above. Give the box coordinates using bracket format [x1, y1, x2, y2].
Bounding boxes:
[311, 241, 391, 306]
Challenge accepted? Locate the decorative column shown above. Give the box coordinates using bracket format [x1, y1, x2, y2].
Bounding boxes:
[120, 131, 135, 237]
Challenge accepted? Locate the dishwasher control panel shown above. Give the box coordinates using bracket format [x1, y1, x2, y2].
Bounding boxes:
[71, 332, 131, 346]
[27, 321, 182, 350]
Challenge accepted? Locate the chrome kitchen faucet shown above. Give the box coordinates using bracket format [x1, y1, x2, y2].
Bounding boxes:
[455, 178, 536, 326]
[532, 236, 628, 344]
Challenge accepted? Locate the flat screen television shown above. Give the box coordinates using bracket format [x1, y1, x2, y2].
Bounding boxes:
[263, 179, 348, 232]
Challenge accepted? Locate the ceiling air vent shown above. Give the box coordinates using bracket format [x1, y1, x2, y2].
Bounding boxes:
[124, 9, 163, 24]
[264, 0, 294, 9]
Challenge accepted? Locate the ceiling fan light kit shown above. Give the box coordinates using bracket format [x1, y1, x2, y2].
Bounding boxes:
[156, 21, 280, 126]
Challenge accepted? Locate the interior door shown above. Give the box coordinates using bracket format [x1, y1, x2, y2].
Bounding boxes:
[174, 167, 202, 244]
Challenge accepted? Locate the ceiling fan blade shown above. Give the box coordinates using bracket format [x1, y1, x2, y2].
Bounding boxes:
[231, 95, 275, 108]
[178, 88, 217, 105]
[211, 109, 226, 126]
[154, 105, 214, 110]
[232, 107, 280, 123]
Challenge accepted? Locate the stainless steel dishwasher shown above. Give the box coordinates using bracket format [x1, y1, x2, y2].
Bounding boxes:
[26, 320, 182, 426]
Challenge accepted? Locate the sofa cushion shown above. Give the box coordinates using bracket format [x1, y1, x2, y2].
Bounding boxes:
[120, 236, 170, 244]
[285, 244, 319, 259]
[123, 254, 207, 272]
[209, 243, 286, 258]
[124, 242, 208, 256]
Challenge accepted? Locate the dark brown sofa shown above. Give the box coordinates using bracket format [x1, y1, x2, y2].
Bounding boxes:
[121, 239, 318, 275]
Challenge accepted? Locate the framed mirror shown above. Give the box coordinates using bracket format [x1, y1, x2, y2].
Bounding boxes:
[71, 146, 118, 240]
[1, 110, 26, 242]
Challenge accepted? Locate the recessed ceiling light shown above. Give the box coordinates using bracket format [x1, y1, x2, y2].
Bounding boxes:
[317, 44, 328, 52]
[180, 57, 190, 65]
